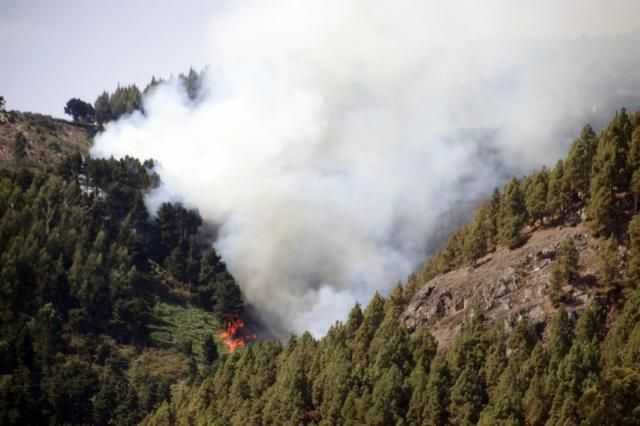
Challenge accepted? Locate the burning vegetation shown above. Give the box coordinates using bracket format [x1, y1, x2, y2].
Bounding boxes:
[219, 317, 256, 352]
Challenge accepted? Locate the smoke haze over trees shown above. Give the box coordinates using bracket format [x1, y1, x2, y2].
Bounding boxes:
[92, 0, 640, 336]
[4, 1, 640, 424]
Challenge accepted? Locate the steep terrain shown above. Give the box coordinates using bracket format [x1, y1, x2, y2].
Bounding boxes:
[0, 110, 249, 425]
[0, 110, 93, 169]
[3, 104, 640, 425]
[403, 222, 600, 348]
[139, 108, 640, 426]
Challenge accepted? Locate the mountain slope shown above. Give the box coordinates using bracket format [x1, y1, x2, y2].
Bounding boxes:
[0, 110, 93, 169]
[0, 110, 248, 425]
[140, 108, 640, 426]
[403, 222, 600, 348]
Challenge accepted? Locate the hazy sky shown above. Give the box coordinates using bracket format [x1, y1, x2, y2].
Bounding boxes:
[0, 0, 223, 117]
[3, 0, 640, 118]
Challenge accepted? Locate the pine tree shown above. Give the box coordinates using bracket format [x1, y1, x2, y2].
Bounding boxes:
[407, 363, 429, 425]
[548, 268, 564, 307]
[262, 336, 314, 426]
[423, 355, 451, 426]
[588, 110, 633, 235]
[564, 125, 597, 200]
[588, 136, 619, 235]
[366, 364, 406, 425]
[482, 325, 508, 393]
[556, 237, 580, 282]
[345, 303, 363, 338]
[478, 365, 524, 426]
[546, 159, 570, 220]
[213, 273, 244, 321]
[521, 342, 551, 422]
[602, 108, 633, 192]
[448, 365, 487, 426]
[203, 333, 219, 365]
[548, 308, 573, 367]
[525, 168, 549, 226]
[545, 239, 577, 307]
[180, 68, 202, 100]
[351, 292, 385, 364]
[464, 220, 487, 265]
[498, 178, 527, 248]
[94, 91, 112, 126]
[485, 188, 501, 251]
[588, 185, 617, 236]
[522, 373, 549, 426]
[597, 236, 620, 295]
[165, 246, 187, 282]
[12, 132, 28, 163]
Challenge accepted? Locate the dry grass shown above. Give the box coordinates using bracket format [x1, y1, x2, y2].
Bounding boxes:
[404, 222, 603, 348]
[0, 110, 93, 170]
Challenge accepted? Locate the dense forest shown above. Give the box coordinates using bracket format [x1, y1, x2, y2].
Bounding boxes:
[0, 144, 245, 424]
[139, 109, 640, 425]
[3, 89, 640, 425]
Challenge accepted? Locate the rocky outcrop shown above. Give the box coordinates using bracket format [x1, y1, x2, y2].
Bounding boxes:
[402, 223, 601, 348]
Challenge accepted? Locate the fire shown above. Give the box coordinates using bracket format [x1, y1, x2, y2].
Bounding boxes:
[219, 317, 256, 352]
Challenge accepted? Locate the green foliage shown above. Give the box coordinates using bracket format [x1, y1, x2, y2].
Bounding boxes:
[93, 85, 142, 126]
[180, 67, 204, 100]
[498, 177, 527, 248]
[93, 69, 205, 127]
[135, 107, 640, 426]
[464, 218, 488, 265]
[597, 236, 620, 295]
[588, 109, 634, 235]
[548, 238, 580, 306]
[64, 97, 95, 124]
[564, 125, 597, 200]
[588, 185, 617, 236]
[548, 268, 564, 307]
[11, 131, 27, 162]
[202, 333, 219, 365]
[214, 273, 245, 321]
[94, 91, 111, 126]
[525, 167, 549, 225]
[107, 269, 640, 426]
[148, 302, 220, 355]
[6, 100, 640, 424]
[546, 159, 571, 221]
[0, 155, 245, 424]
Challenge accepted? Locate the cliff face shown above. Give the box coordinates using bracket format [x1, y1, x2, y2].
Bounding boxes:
[402, 222, 602, 348]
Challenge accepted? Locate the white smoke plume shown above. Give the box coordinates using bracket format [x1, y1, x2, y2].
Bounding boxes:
[92, 0, 640, 336]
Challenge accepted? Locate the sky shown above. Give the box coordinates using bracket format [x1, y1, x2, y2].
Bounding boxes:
[0, 0, 224, 117]
[2, 1, 640, 117]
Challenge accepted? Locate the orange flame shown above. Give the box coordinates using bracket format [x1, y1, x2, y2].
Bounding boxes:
[219, 317, 256, 352]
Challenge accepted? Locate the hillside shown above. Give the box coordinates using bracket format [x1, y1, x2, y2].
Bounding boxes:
[2, 104, 640, 425]
[0, 110, 93, 169]
[139, 108, 640, 426]
[0, 111, 249, 425]
[403, 223, 600, 348]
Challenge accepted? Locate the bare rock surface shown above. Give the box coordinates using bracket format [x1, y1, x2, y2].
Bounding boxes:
[402, 223, 601, 348]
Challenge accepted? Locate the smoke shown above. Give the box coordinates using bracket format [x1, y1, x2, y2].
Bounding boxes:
[92, 0, 640, 336]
